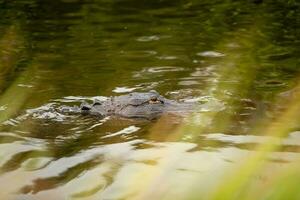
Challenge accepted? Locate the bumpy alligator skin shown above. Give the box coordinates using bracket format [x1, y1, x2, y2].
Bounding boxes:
[80, 90, 195, 119]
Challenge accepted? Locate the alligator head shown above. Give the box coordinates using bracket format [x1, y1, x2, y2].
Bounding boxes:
[81, 90, 194, 120]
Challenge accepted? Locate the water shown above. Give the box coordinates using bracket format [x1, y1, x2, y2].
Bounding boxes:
[0, 0, 299, 199]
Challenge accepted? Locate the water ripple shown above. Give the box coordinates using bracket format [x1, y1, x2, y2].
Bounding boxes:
[136, 35, 160, 42]
[113, 87, 138, 93]
[196, 51, 225, 57]
[102, 126, 141, 139]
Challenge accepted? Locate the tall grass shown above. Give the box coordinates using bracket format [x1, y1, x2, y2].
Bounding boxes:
[0, 24, 38, 124]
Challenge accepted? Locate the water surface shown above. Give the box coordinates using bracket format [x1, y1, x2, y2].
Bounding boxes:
[0, 0, 299, 199]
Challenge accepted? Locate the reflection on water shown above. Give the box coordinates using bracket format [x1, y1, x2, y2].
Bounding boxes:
[0, 0, 299, 199]
[1, 133, 300, 199]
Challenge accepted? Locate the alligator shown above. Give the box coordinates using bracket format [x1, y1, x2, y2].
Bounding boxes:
[77, 90, 195, 120]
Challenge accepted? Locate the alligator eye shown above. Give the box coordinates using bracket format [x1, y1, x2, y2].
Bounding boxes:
[149, 96, 162, 104]
[151, 96, 157, 101]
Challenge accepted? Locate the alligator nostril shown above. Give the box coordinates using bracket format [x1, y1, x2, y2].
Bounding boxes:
[81, 105, 91, 111]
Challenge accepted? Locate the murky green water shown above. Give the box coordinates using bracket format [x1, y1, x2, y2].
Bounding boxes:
[0, 0, 299, 199]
